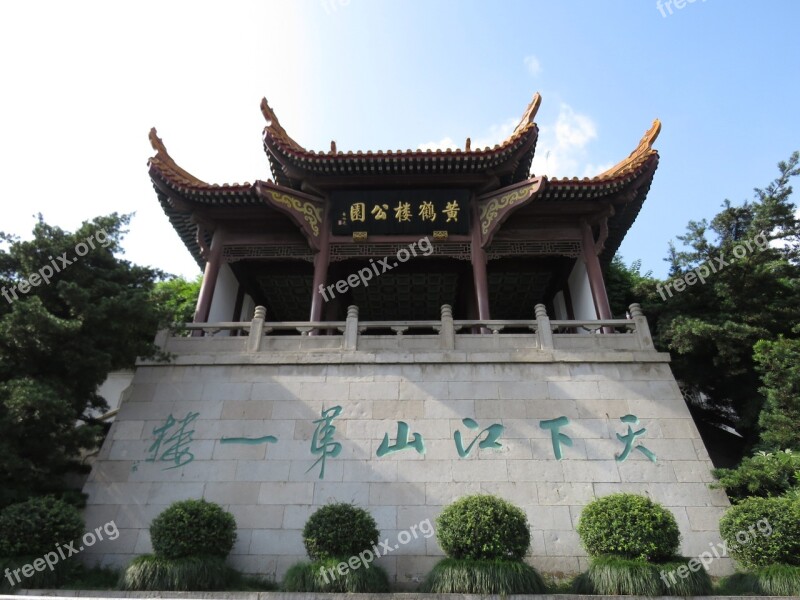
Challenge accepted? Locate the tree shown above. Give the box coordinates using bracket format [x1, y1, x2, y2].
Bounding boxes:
[753, 332, 800, 451]
[152, 274, 202, 325]
[0, 213, 169, 507]
[649, 152, 800, 446]
[605, 256, 662, 318]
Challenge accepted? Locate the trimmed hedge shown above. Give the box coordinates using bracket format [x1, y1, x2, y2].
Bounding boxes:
[577, 493, 680, 562]
[719, 495, 800, 568]
[0, 496, 84, 558]
[302, 503, 379, 561]
[149, 499, 236, 559]
[435, 494, 530, 560]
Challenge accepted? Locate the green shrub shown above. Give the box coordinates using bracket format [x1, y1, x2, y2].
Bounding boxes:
[0, 555, 76, 591]
[435, 494, 530, 560]
[572, 556, 712, 596]
[302, 503, 379, 561]
[420, 558, 546, 594]
[149, 499, 236, 559]
[712, 449, 800, 502]
[717, 565, 800, 596]
[282, 558, 390, 592]
[0, 496, 84, 557]
[719, 495, 800, 568]
[118, 555, 237, 591]
[577, 493, 680, 562]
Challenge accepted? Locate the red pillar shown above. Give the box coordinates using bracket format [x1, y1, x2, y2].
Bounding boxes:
[471, 202, 491, 321]
[581, 220, 613, 322]
[309, 212, 331, 325]
[194, 229, 225, 324]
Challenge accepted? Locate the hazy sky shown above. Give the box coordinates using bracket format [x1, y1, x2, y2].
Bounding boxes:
[1, 0, 798, 279]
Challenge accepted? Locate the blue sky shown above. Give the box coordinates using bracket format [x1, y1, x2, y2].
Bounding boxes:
[1, 0, 798, 279]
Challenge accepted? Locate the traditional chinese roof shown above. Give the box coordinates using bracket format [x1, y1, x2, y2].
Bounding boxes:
[148, 97, 659, 272]
[538, 120, 661, 264]
[260, 94, 542, 190]
[148, 129, 327, 267]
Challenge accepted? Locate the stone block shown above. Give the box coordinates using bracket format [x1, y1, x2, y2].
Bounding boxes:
[204, 482, 260, 505]
[250, 529, 305, 555]
[425, 482, 482, 506]
[448, 381, 498, 400]
[369, 482, 426, 506]
[547, 381, 600, 400]
[508, 460, 564, 482]
[497, 381, 550, 400]
[372, 400, 424, 419]
[349, 381, 400, 401]
[220, 400, 274, 420]
[423, 399, 475, 419]
[314, 481, 370, 505]
[396, 460, 453, 483]
[686, 506, 729, 531]
[398, 380, 448, 401]
[538, 482, 595, 506]
[452, 459, 508, 482]
[542, 529, 583, 557]
[561, 460, 621, 483]
[258, 482, 314, 505]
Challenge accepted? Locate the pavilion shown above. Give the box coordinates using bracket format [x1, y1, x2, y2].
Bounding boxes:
[148, 94, 660, 326]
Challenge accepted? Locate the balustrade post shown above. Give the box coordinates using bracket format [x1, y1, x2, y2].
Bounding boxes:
[629, 303, 654, 350]
[535, 304, 554, 349]
[440, 304, 455, 350]
[154, 329, 170, 351]
[247, 305, 267, 353]
[344, 305, 359, 350]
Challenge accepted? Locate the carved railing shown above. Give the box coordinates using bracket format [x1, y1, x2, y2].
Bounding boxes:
[158, 303, 654, 353]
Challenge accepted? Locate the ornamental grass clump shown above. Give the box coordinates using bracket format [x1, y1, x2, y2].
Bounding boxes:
[283, 503, 389, 593]
[421, 494, 546, 594]
[118, 499, 240, 591]
[574, 493, 711, 596]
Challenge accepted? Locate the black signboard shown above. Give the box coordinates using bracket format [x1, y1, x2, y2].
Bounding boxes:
[331, 189, 471, 236]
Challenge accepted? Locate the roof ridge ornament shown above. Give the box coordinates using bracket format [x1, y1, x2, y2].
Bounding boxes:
[261, 97, 306, 153]
[593, 119, 661, 181]
[148, 127, 168, 155]
[511, 92, 542, 138]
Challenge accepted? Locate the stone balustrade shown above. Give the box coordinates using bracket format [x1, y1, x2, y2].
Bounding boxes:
[157, 304, 655, 355]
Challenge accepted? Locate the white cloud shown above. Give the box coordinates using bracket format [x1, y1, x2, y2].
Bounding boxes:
[417, 136, 459, 151]
[417, 105, 607, 179]
[418, 117, 518, 152]
[530, 103, 600, 178]
[524, 55, 542, 76]
[582, 162, 614, 178]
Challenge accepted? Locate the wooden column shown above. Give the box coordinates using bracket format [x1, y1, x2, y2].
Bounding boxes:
[194, 228, 225, 324]
[470, 202, 491, 321]
[309, 211, 331, 324]
[581, 220, 613, 322]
